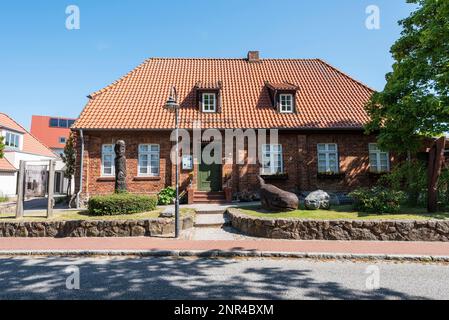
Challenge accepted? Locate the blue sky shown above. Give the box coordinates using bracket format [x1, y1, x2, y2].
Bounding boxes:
[0, 0, 414, 129]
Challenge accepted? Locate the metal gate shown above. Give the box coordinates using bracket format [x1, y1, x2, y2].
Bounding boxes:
[25, 165, 48, 198]
[15, 160, 56, 218]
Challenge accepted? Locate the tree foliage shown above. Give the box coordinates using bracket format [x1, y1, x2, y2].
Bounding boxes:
[365, 0, 449, 153]
[0, 136, 4, 159]
[61, 133, 76, 195]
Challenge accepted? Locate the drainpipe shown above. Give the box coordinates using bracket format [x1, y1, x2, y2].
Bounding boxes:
[76, 129, 85, 209]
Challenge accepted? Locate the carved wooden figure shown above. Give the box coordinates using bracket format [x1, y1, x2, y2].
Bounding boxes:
[114, 140, 127, 193]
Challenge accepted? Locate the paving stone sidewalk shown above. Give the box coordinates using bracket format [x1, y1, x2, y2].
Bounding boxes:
[1, 236, 449, 259]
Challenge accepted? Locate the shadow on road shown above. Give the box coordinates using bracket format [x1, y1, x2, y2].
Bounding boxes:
[0, 255, 427, 300]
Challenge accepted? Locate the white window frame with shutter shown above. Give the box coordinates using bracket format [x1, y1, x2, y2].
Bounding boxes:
[317, 143, 339, 173]
[261, 144, 283, 175]
[369, 143, 390, 173]
[101, 144, 115, 177]
[202, 93, 217, 113]
[279, 94, 294, 113]
[138, 144, 160, 177]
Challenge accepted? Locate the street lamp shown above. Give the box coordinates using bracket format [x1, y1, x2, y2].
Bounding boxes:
[165, 86, 181, 238]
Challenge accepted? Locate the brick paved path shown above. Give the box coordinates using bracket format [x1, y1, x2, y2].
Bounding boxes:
[1, 237, 449, 257]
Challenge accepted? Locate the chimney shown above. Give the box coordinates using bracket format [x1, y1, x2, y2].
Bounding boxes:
[247, 51, 260, 63]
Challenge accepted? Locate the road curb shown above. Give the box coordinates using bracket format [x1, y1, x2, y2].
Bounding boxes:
[1, 249, 448, 262]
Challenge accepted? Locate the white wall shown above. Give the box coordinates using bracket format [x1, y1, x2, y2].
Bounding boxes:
[4, 151, 54, 169]
[2, 151, 63, 197]
[0, 171, 17, 197]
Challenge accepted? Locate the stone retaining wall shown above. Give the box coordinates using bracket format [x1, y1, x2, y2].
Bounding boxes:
[227, 209, 449, 242]
[0, 202, 16, 215]
[0, 215, 194, 238]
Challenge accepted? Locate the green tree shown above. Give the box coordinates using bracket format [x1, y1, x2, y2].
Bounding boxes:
[61, 133, 76, 196]
[365, 0, 449, 153]
[0, 136, 4, 159]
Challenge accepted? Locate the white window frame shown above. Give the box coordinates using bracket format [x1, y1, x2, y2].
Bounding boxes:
[202, 93, 217, 113]
[4, 131, 21, 150]
[101, 144, 115, 177]
[317, 143, 339, 173]
[261, 144, 283, 175]
[279, 94, 294, 113]
[59, 137, 67, 144]
[369, 143, 390, 173]
[138, 144, 160, 177]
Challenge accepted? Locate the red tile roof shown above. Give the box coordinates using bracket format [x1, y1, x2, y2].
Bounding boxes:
[266, 82, 300, 91]
[0, 113, 56, 158]
[74, 57, 374, 130]
[0, 157, 16, 172]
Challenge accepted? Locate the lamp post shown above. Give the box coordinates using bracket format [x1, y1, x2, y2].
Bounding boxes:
[165, 86, 181, 238]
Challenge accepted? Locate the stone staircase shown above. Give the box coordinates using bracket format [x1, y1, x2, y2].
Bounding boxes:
[193, 191, 226, 204]
[194, 208, 230, 228]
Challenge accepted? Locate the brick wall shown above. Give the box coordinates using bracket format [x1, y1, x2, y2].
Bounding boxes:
[73, 129, 393, 201]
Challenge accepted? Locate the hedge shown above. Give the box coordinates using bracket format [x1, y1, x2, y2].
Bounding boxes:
[88, 193, 158, 216]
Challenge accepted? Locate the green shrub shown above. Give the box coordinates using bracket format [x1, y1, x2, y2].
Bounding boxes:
[349, 187, 406, 214]
[378, 160, 427, 206]
[438, 168, 449, 209]
[157, 187, 176, 205]
[88, 193, 158, 216]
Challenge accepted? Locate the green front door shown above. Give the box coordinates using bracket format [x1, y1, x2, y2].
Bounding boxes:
[198, 149, 222, 192]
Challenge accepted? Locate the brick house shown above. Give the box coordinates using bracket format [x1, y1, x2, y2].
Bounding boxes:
[72, 51, 393, 205]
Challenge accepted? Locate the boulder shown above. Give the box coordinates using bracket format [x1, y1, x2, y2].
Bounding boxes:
[305, 190, 330, 210]
[159, 207, 175, 218]
[258, 176, 299, 212]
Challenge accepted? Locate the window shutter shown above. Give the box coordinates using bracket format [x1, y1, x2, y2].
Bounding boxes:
[275, 92, 280, 112]
[199, 93, 203, 111]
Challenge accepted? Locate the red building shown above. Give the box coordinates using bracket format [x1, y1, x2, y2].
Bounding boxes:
[30, 115, 76, 157]
[72, 51, 394, 205]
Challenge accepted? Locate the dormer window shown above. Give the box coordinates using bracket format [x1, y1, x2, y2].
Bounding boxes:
[279, 94, 294, 113]
[265, 82, 299, 114]
[195, 81, 222, 113]
[202, 93, 217, 113]
[5, 131, 21, 149]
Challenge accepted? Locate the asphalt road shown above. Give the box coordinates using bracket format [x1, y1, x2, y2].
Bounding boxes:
[0, 256, 448, 300]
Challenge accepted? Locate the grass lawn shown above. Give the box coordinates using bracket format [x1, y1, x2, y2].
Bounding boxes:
[0, 208, 195, 222]
[237, 205, 449, 220]
[0, 197, 9, 203]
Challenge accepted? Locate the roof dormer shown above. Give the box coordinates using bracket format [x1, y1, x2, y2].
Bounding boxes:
[265, 82, 299, 114]
[195, 81, 223, 113]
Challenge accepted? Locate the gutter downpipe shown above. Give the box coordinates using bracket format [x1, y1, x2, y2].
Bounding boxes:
[76, 129, 85, 209]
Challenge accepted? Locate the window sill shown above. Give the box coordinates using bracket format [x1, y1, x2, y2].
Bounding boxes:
[368, 171, 389, 176]
[97, 177, 115, 182]
[133, 176, 161, 181]
[317, 172, 345, 180]
[260, 173, 288, 181]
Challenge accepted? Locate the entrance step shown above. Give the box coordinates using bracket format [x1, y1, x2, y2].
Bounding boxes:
[194, 213, 230, 228]
[193, 191, 226, 204]
[196, 209, 227, 215]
